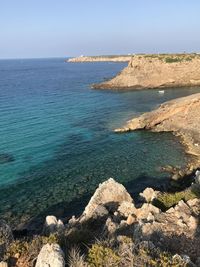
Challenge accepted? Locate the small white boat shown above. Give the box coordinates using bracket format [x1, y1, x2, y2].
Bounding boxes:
[158, 90, 165, 94]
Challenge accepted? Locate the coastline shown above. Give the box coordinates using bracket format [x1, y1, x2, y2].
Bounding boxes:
[115, 93, 200, 177]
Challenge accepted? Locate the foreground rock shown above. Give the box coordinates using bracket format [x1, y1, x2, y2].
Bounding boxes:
[35, 243, 65, 267]
[67, 55, 131, 63]
[115, 93, 200, 160]
[93, 54, 200, 90]
[81, 178, 133, 221]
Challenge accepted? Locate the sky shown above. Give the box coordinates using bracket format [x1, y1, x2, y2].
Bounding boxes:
[0, 0, 200, 59]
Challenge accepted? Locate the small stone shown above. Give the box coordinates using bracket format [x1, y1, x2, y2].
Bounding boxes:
[139, 187, 158, 203]
[126, 214, 135, 225]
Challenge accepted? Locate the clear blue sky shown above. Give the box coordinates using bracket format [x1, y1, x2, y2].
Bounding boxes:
[1, 0, 200, 58]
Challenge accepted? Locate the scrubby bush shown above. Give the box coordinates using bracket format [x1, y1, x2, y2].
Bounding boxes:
[153, 188, 199, 210]
[87, 244, 120, 267]
[4, 233, 60, 266]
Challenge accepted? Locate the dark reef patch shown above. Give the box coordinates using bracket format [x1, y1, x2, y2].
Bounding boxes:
[0, 153, 15, 164]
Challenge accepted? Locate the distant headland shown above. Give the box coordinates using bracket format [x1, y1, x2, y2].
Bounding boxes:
[67, 54, 132, 62]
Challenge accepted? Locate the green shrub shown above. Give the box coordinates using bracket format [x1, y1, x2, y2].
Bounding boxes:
[87, 244, 120, 267]
[164, 57, 183, 63]
[153, 188, 199, 210]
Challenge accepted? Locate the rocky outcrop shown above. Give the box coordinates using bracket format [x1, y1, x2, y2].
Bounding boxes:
[134, 198, 200, 261]
[81, 178, 133, 220]
[93, 54, 200, 90]
[67, 55, 131, 63]
[35, 243, 65, 267]
[115, 93, 200, 159]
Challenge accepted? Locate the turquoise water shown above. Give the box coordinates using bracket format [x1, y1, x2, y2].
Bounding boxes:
[0, 58, 199, 229]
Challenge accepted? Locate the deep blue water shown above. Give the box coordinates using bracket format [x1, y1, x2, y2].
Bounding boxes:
[0, 58, 199, 228]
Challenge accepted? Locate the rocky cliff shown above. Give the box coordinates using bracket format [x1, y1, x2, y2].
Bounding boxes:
[93, 54, 200, 90]
[67, 55, 132, 63]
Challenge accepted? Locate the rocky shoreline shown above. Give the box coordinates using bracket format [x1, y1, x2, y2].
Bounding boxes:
[1, 176, 200, 266]
[93, 54, 200, 90]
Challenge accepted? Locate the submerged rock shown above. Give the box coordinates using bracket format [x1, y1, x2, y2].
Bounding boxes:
[82, 178, 133, 220]
[35, 243, 65, 267]
[0, 153, 14, 164]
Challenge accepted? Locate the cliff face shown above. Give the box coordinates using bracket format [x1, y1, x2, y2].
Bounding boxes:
[93, 54, 200, 89]
[67, 55, 131, 63]
[115, 93, 200, 157]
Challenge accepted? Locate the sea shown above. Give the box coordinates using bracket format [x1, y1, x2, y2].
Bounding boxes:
[0, 58, 199, 229]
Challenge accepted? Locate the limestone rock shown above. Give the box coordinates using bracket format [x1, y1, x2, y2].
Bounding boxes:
[136, 203, 160, 220]
[0, 220, 13, 261]
[35, 243, 65, 267]
[117, 201, 136, 218]
[82, 178, 133, 220]
[139, 187, 159, 203]
[43, 216, 64, 235]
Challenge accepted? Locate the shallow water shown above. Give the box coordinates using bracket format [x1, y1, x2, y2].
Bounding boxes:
[0, 58, 199, 228]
